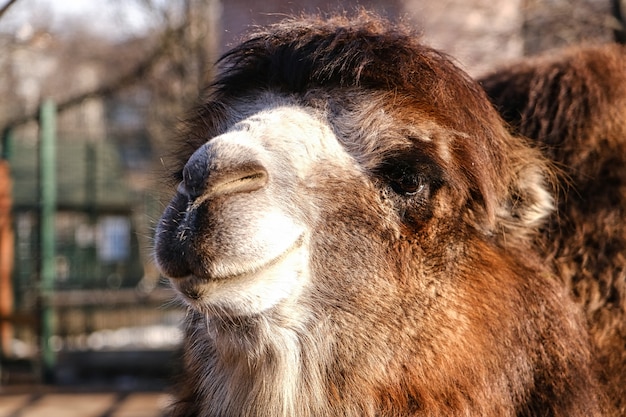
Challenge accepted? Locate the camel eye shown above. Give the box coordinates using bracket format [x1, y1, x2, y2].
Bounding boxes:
[377, 152, 444, 200]
[390, 174, 425, 196]
[382, 161, 428, 197]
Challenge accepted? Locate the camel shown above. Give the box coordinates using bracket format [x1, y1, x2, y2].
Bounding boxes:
[154, 12, 626, 416]
[480, 43, 626, 416]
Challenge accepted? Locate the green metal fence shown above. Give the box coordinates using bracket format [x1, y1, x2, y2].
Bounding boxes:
[1, 100, 181, 385]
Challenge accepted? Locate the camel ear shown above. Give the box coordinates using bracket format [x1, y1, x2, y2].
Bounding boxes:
[494, 143, 554, 240]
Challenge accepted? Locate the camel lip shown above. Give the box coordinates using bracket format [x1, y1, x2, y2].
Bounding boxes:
[169, 233, 309, 316]
[170, 233, 306, 289]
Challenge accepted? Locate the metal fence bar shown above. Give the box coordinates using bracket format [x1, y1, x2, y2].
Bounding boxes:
[39, 99, 57, 383]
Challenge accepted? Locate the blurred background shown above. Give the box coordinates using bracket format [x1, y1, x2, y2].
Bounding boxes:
[0, 0, 623, 410]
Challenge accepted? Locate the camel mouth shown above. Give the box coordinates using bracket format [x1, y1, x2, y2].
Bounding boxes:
[170, 234, 309, 314]
[206, 233, 307, 282]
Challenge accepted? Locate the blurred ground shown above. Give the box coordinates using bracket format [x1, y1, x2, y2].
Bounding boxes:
[0, 386, 170, 417]
[0, 349, 176, 416]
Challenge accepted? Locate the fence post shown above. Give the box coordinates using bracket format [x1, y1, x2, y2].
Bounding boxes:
[39, 99, 57, 383]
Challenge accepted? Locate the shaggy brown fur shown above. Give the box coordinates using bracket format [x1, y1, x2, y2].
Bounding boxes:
[480, 44, 626, 416]
[155, 13, 623, 417]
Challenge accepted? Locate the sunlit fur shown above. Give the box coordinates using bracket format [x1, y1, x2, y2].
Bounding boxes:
[154, 12, 623, 417]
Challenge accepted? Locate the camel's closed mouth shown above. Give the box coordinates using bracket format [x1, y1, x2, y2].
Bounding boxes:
[178, 233, 306, 284]
[171, 233, 309, 314]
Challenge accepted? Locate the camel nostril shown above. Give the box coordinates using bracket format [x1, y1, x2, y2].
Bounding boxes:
[182, 139, 270, 200]
[206, 164, 269, 197]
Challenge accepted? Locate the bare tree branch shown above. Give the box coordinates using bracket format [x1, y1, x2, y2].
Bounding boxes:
[0, 0, 19, 20]
[4, 23, 186, 130]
